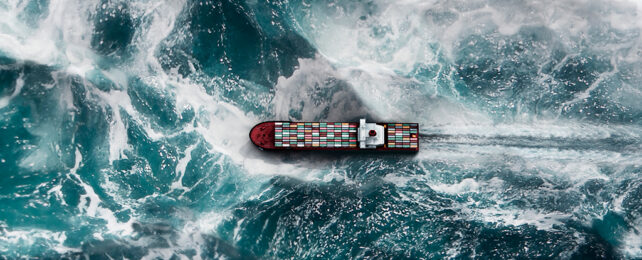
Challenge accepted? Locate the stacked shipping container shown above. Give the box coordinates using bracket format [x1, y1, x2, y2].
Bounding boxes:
[274, 122, 359, 148]
[386, 123, 419, 149]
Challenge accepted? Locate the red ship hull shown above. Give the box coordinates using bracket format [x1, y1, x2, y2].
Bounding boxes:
[250, 121, 419, 152]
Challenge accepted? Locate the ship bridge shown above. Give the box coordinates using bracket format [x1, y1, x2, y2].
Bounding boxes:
[358, 119, 385, 149]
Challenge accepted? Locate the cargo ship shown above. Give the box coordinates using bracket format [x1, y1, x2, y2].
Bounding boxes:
[250, 119, 419, 152]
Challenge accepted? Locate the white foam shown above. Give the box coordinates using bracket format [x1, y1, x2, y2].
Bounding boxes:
[138, 210, 231, 260]
[97, 87, 163, 163]
[129, 0, 187, 75]
[0, 228, 79, 255]
[0, 72, 23, 108]
[99, 89, 136, 163]
[171, 142, 198, 191]
[620, 217, 642, 258]
[430, 178, 480, 194]
[476, 207, 569, 230]
[382, 174, 413, 187]
[69, 149, 133, 236]
[46, 183, 67, 206]
[0, 0, 96, 70]
[273, 56, 370, 121]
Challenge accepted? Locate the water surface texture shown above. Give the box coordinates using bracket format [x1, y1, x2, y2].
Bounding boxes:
[1, 0, 642, 258]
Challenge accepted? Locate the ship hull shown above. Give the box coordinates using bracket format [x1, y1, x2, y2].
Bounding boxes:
[250, 121, 419, 152]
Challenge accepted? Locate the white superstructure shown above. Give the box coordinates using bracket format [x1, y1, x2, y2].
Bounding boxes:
[358, 118, 385, 149]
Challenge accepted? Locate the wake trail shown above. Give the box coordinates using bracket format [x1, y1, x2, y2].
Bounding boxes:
[418, 132, 641, 153]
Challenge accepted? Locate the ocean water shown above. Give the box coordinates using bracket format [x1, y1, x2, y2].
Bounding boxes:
[0, 0, 641, 258]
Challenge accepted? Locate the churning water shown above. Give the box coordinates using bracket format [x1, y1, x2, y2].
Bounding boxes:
[0, 0, 641, 258]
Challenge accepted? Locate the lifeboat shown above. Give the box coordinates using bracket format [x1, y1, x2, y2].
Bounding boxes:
[250, 119, 419, 151]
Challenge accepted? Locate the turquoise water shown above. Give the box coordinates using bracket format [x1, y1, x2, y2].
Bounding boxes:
[1, 0, 641, 258]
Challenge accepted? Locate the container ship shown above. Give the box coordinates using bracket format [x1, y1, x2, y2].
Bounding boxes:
[250, 119, 419, 152]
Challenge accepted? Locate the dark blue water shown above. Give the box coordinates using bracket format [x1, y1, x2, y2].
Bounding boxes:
[1, 0, 641, 258]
